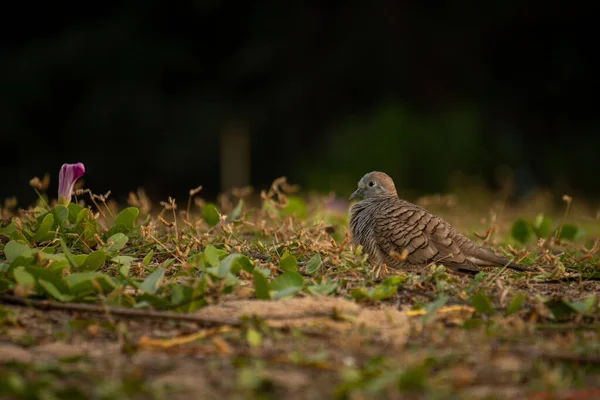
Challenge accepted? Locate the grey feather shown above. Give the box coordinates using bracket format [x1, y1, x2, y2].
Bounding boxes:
[349, 171, 531, 273]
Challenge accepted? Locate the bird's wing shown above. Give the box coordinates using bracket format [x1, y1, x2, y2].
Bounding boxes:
[373, 200, 531, 272]
[373, 201, 470, 265]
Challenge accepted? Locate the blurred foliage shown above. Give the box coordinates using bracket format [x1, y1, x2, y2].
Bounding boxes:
[306, 103, 485, 195]
[511, 214, 580, 244]
[1, 2, 599, 201]
[1, 172, 600, 398]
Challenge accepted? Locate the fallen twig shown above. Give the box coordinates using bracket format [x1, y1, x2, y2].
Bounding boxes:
[0, 295, 338, 326]
[535, 323, 600, 331]
[510, 346, 600, 365]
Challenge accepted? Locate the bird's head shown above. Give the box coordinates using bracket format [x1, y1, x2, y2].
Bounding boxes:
[349, 171, 398, 200]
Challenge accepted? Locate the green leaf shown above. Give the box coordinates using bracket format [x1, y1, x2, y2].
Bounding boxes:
[38, 280, 73, 301]
[80, 250, 105, 271]
[76, 209, 99, 246]
[305, 253, 322, 274]
[545, 299, 577, 319]
[398, 364, 428, 391]
[67, 254, 86, 268]
[111, 207, 139, 233]
[581, 296, 597, 314]
[216, 248, 228, 258]
[218, 253, 252, 277]
[582, 272, 600, 280]
[246, 328, 262, 348]
[168, 289, 188, 309]
[143, 250, 154, 267]
[255, 267, 271, 278]
[382, 275, 407, 286]
[169, 283, 207, 312]
[270, 271, 304, 299]
[59, 238, 79, 269]
[282, 196, 306, 219]
[119, 264, 131, 280]
[252, 270, 271, 300]
[307, 283, 337, 295]
[53, 205, 69, 229]
[111, 256, 135, 267]
[567, 296, 596, 314]
[227, 199, 244, 222]
[4, 241, 33, 263]
[13, 267, 35, 290]
[21, 265, 70, 294]
[505, 293, 526, 316]
[73, 254, 88, 266]
[204, 245, 220, 267]
[470, 292, 496, 315]
[46, 260, 70, 276]
[238, 256, 255, 273]
[370, 284, 398, 301]
[134, 293, 170, 309]
[223, 272, 239, 289]
[422, 295, 449, 320]
[140, 268, 165, 294]
[350, 276, 404, 301]
[462, 318, 484, 330]
[558, 224, 579, 240]
[32, 213, 55, 242]
[203, 203, 220, 227]
[0, 221, 16, 238]
[67, 203, 84, 223]
[532, 214, 552, 238]
[0, 278, 14, 293]
[75, 208, 88, 225]
[36, 251, 66, 262]
[65, 272, 116, 296]
[64, 272, 114, 288]
[351, 283, 397, 301]
[103, 233, 128, 255]
[280, 252, 298, 272]
[511, 218, 530, 243]
[187, 253, 205, 269]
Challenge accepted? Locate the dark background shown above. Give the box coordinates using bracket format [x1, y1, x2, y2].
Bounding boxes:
[1, 1, 597, 205]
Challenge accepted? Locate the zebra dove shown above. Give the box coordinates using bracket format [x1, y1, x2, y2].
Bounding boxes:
[349, 171, 530, 273]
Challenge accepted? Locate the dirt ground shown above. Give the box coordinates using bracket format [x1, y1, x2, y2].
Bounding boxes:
[2, 279, 599, 400]
[1, 188, 600, 399]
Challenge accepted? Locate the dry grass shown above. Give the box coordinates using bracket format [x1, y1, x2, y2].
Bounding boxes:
[0, 179, 599, 399]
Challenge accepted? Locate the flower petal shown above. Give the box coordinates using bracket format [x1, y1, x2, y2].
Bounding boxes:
[58, 162, 86, 205]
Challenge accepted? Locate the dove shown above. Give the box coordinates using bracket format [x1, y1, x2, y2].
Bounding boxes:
[349, 171, 530, 273]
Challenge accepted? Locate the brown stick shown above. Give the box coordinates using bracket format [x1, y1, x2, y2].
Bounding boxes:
[510, 346, 600, 365]
[0, 294, 240, 326]
[0, 295, 337, 326]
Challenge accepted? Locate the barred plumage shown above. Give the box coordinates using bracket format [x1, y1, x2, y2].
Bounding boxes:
[349, 171, 530, 273]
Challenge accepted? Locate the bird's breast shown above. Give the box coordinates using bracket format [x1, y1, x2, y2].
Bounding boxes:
[349, 201, 378, 244]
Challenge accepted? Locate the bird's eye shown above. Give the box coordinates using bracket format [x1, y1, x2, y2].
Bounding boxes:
[368, 181, 375, 187]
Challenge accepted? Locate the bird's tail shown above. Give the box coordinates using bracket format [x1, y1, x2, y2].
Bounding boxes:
[468, 247, 535, 273]
[504, 262, 535, 272]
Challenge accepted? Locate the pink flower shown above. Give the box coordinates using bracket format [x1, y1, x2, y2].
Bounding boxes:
[58, 163, 85, 205]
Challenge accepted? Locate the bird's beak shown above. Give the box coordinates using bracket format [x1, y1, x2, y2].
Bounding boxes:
[349, 188, 362, 200]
